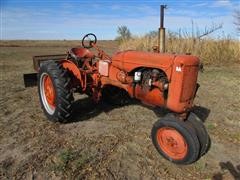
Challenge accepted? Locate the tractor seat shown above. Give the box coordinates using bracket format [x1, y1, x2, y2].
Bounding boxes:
[69, 48, 95, 60]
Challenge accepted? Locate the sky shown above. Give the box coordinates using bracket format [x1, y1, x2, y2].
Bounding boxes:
[1, 0, 239, 40]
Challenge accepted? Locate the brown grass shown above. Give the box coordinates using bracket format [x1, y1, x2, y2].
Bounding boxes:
[119, 35, 240, 65]
[0, 41, 240, 179]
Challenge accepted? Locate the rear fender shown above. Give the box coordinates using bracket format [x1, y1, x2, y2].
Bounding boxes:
[23, 59, 82, 88]
[60, 60, 83, 86]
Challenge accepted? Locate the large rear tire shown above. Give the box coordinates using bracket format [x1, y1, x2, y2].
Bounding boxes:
[38, 61, 73, 122]
[151, 114, 200, 164]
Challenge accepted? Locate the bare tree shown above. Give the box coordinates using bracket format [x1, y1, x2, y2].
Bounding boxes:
[233, 9, 240, 34]
[116, 26, 131, 42]
[197, 23, 223, 39]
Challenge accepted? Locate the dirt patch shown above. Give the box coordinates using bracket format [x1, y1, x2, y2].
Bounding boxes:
[0, 42, 239, 179]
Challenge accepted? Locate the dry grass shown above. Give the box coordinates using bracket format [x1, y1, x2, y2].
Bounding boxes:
[0, 41, 240, 179]
[119, 34, 240, 65]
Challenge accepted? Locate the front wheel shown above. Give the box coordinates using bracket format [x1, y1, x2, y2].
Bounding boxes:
[151, 114, 200, 164]
[38, 61, 73, 122]
[186, 113, 211, 157]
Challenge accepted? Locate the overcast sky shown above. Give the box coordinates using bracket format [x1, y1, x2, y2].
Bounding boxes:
[1, 0, 239, 40]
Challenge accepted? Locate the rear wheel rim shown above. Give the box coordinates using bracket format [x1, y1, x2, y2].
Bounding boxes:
[40, 73, 56, 115]
[157, 127, 188, 160]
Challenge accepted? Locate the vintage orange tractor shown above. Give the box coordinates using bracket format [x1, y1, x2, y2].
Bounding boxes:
[23, 33, 210, 164]
[23, 6, 210, 164]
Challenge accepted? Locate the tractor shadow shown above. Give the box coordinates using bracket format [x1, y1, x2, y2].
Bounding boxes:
[68, 96, 210, 123]
[70, 97, 115, 122]
[69, 96, 140, 122]
[191, 105, 211, 122]
[213, 161, 240, 180]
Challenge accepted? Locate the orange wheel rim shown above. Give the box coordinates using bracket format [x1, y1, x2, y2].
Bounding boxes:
[157, 127, 188, 160]
[43, 75, 55, 108]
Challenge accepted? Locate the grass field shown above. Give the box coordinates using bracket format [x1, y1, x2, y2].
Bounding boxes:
[0, 40, 240, 179]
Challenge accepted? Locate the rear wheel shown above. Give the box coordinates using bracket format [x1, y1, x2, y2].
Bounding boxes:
[151, 114, 200, 164]
[38, 61, 73, 122]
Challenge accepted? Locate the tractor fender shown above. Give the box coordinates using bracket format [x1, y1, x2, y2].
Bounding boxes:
[60, 60, 82, 82]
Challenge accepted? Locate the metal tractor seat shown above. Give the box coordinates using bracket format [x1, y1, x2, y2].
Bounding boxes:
[69, 48, 95, 60]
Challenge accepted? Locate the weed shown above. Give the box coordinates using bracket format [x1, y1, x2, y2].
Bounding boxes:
[194, 160, 207, 171]
[53, 149, 75, 172]
[52, 149, 94, 174]
[74, 151, 92, 168]
[59, 149, 75, 164]
[207, 123, 216, 130]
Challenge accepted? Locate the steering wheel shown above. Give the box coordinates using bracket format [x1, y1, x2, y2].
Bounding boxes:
[82, 33, 97, 48]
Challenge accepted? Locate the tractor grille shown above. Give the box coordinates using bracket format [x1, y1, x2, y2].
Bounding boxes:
[180, 65, 198, 102]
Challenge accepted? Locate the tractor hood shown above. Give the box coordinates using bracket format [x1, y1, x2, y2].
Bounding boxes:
[112, 50, 175, 72]
[111, 50, 199, 74]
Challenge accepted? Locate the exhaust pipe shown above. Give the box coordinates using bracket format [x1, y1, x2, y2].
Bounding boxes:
[158, 5, 167, 53]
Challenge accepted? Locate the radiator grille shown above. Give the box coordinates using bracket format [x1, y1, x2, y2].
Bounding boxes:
[180, 66, 198, 102]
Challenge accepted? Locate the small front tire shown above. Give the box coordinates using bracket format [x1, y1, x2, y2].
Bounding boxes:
[151, 114, 200, 164]
[186, 113, 211, 157]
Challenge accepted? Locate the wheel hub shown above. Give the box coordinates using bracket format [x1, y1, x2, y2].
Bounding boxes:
[44, 75, 55, 107]
[40, 73, 56, 115]
[157, 127, 188, 160]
